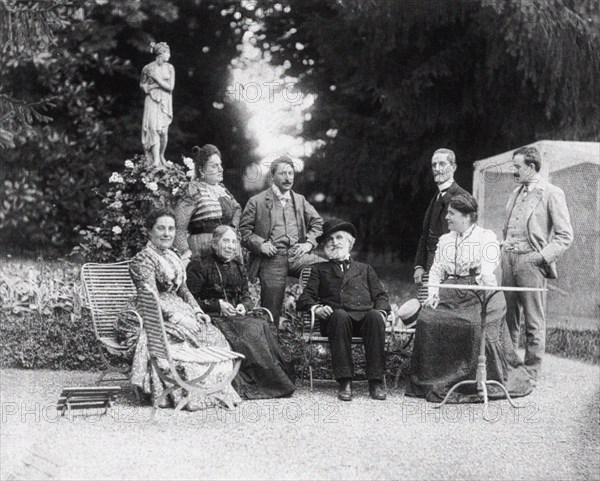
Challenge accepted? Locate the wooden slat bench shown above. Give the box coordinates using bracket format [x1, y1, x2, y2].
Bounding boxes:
[136, 284, 245, 417]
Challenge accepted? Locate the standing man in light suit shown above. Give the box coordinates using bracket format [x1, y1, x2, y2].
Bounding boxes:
[239, 155, 323, 326]
[502, 145, 573, 380]
[413, 148, 469, 289]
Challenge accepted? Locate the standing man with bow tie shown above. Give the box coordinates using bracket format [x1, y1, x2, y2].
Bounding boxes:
[413, 148, 468, 290]
[240, 155, 323, 326]
[502, 146, 573, 381]
[297, 219, 391, 401]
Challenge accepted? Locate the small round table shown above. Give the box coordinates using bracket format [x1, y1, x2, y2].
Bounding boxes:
[426, 283, 547, 421]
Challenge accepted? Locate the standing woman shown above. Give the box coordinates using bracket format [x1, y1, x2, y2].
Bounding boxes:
[174, 144, 241, 264]
[407, 194, 534, 403]
[140, 41, 174, 167]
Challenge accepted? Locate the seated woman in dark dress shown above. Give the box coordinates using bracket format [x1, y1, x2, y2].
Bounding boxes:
[186, 225, 295, 399]
[407, 194, 534, 403]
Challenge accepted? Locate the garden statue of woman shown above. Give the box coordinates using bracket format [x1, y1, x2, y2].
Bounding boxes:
[140, 41, 175, 167]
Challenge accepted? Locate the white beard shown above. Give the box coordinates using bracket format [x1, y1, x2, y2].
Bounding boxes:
[324, 244, 350, 261]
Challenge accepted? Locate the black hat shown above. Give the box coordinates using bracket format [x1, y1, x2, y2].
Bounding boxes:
[316, 218, 357, 244]
[397, 298, 421, 327]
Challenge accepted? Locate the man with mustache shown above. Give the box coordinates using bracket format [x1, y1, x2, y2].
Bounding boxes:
[240, 155, 323, 326]
[502, 146, 573, 381]
[413, 148, 468, 292]
[297, 219, 391, 401]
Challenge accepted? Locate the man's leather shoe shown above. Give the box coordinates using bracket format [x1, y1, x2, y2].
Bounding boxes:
[337, 379, 352, 401]
[369, 380, 387, 400]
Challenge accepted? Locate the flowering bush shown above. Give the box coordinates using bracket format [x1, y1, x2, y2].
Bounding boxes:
[73, 155, 191, 262]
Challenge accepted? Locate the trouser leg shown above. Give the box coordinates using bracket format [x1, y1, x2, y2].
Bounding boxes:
[326, 309, 354, 380]
[258, 254, 289, 326]
[360, 310, 386, 381]
[502, 252, 522, 351]
[514, 256, 547, 376]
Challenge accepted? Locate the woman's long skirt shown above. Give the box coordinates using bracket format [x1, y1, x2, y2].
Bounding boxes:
[406, 278, 534, 403]
[212, 315, 296, 399]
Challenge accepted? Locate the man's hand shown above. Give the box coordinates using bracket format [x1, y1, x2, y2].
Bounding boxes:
[315, 305, 333, 320]
[290, 242, 312, 257]
[423, 295, 439, 310]
[529, 252, 545, 266]
[413, 267, 425, 284]
[219, 300, 237, 317]
[260, 241, 277, 257]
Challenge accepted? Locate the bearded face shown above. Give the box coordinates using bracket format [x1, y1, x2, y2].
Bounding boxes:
[324, 231, 354, 261]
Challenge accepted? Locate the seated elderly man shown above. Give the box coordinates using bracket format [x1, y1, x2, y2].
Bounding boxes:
[297, 218, 391, 401]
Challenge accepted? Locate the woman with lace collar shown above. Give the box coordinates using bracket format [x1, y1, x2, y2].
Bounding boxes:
[121, 208, 241, 411]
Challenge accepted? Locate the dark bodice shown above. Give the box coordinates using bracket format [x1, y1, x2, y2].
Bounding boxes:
[186, 252, 253, 314]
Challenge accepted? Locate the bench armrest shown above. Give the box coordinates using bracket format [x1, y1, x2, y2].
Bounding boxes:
[249, 307, 274, 326]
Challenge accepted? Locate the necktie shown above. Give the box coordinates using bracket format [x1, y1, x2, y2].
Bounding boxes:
[436, 188, 448, 202]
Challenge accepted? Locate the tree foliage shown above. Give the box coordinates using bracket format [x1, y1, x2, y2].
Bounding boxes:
[243, 0, 600, 256]
[1, 0, 256, 253]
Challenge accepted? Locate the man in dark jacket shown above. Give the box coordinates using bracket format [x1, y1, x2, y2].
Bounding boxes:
[413, 148, 468, 288]
[297, 219, 391, 401]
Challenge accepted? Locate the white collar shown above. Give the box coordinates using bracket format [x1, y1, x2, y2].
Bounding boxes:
[457, 223, 476, 239]
[437, 179, 453, 192]
[272, 184, 292, 200]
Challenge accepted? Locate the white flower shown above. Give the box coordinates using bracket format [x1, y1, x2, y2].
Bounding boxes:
[110, 200, 123, 209]
[109, 172, 123, 183]
[182, 156, 195, 170]
[124, 160, 134, 169]
[147, 182, 158, 192]
[172, 187, 179, 195]
[95, 227, 101, 233]
[112, 226, 122, 235]
[186, 170, 195, 179]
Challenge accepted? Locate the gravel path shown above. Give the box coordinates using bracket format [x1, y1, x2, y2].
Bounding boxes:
[1, 353, 598, 480]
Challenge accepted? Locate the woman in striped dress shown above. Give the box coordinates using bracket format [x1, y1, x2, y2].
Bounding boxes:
[174, 144, 241, 264]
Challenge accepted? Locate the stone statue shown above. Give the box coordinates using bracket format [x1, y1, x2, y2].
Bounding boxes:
[140, 42, 175, 167]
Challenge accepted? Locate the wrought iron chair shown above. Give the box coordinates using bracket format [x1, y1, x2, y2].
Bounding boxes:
[81, 261, 142, 384]
[298, 267, 398, 391]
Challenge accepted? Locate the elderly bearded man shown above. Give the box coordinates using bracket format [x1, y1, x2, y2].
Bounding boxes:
[297, 219, 391, 401]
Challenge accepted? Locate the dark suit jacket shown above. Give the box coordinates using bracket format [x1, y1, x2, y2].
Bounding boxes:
[297, 260, 391, 326]
[239, 187, 323, 278]
[414, 181, 469, 270]
[503, 180, 573, 279]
